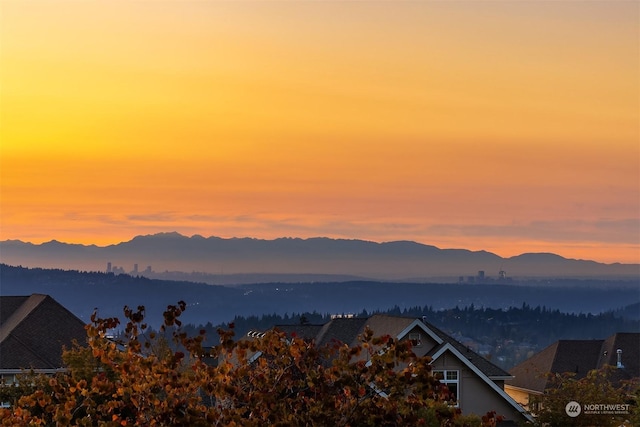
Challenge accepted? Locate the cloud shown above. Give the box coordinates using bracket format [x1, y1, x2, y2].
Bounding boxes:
[62, 209, 638, 249]
[10, 209, 635, 262]
[126, 212, 178, 222]
[128, 213, 639, 248]
[63, 212, 128, 225]
[426, 218, 640, 244]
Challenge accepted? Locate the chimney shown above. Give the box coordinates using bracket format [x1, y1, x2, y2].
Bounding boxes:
[616, 349, 624, 369]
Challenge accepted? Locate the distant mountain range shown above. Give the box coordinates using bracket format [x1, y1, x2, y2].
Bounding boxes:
[1, 232, 637, 282]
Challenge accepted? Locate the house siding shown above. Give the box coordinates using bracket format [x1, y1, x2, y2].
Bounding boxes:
[399, 326, 440, 358]
[460, 372, 524, 421]
[431, 351, 465, 371]
[432, 349, 525, 422]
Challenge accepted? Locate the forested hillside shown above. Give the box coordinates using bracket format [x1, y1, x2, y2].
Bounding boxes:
[2, 264, 637, 329]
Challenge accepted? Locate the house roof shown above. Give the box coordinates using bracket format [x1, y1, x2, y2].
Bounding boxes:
[0, 296, 33, 325]
[314, 317, 369, 348]
[274, 324, 324, 341]
[507, 333, 640, 393]
[598, 333, 640, 380]
[0, 294, 87, 371]
[249, 314, 531, 423]
[423, 320, 511, 379]
[430, 342, 533, 423]
[270, 314, 510, 379]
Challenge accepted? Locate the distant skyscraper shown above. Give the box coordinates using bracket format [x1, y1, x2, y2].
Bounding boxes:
[133, 264, 138, 274]
[107, 262, 112, 273]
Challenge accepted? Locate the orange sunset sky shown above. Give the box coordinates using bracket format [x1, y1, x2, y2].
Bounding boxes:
[1, 1, 638, 264]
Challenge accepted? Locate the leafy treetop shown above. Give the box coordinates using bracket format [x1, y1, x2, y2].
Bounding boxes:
[1, 302, 503, 427]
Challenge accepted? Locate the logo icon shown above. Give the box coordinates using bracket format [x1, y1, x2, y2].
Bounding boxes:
[565, 401, 581, 417]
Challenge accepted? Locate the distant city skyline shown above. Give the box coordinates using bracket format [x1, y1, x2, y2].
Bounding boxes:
[1, 1, 638, 264]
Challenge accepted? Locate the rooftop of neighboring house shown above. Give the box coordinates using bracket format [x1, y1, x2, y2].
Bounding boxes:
[0, 294, 87, 371]
[268, 314, 512, 379]
[507, 333, 640, 393]
[245, 313, 534, 425]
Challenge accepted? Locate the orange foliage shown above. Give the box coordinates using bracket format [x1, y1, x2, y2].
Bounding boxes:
[0, 302, 499, 426]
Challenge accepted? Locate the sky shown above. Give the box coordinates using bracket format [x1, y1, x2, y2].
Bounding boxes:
[1, 1, 638, 264]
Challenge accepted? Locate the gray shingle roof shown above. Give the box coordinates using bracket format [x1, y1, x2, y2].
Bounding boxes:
[269, 314, 511, 379]
[0, 294, 87, 370]
[314, 317, 369, 349]
[507, 333, 640, 392]
[424, 320, 512, 378]
[598, 333, 640, 374]
[274, 324, 324, 340]
[0, 296, 31, 325]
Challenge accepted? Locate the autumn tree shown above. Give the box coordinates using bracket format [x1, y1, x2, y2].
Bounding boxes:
[1, 302, 501, 426]
[529, 367, 639, 427]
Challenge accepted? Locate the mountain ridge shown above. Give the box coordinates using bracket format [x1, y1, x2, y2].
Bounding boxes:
[1, 232, 637, 280]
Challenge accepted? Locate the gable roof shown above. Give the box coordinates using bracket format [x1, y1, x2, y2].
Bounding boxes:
[265, 314, 528, 423]
[262, 314, 532, 421]
[507, 333, 640, 393]
[271, 314, 510, 380]
[0, 294, 87, 371]
[422, 319, 511, 379]
[430, 343, 534, 423]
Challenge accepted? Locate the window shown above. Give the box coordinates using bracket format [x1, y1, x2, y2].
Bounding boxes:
[433, 370, 459, 406]
[0, 374, 16, 385]
[408, 333, 422, 347]
[0, 375, 17, 409]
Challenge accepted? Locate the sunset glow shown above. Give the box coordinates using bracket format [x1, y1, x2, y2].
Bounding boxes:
[1, 1, 638, 263]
